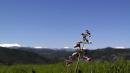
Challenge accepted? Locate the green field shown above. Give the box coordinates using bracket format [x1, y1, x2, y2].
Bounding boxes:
[0, 59, 130, 73]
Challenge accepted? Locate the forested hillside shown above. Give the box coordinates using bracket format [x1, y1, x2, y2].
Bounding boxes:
[0, 47, 130, 64]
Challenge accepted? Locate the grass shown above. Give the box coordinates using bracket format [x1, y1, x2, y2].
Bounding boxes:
[0, 59, 130, 73]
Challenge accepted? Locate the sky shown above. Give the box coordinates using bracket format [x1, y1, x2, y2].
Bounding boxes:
[0, 0, 130, 49]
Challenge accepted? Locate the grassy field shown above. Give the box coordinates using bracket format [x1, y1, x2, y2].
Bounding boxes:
[0, 59, 130, 73]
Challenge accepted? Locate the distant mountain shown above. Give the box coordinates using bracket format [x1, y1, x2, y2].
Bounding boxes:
[14, 47, 73, 63]
[0, 46, 130, 65]
[0, 47, 50, 65]
[10, 47, 130, 61]
[86, 47, 130, 61]
[0, 46, 73, 64]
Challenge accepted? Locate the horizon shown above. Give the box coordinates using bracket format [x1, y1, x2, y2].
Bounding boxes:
[0, 43, 129, 50]
[0, 0, 130, 49]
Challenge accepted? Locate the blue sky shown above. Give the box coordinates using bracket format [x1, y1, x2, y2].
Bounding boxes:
[0, 0, 130, 49]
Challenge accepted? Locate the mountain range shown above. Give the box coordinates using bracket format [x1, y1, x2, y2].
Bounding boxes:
[0, 46, 130, 65]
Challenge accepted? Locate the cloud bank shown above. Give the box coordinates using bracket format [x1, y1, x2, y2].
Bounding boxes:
[0, 43, 21, 47]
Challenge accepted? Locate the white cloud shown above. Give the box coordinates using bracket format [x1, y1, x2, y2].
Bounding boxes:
[63, 46, 70, 49]
[114, 46, 125, 49]
[34, 46, 48, 49]
[34, 46, 43, 49]
[0, 43, 21, 47]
